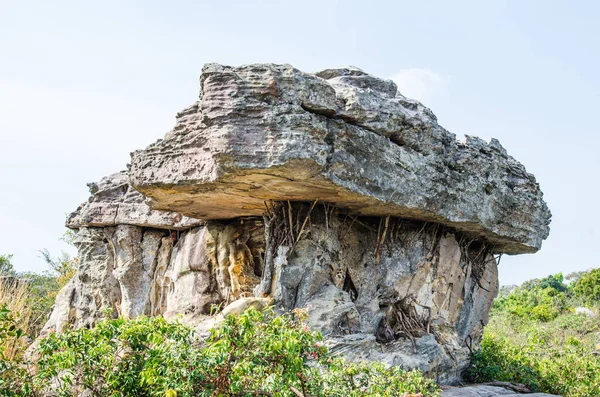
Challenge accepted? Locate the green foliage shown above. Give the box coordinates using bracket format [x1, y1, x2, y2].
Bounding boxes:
[0, 237, 79, 338]
[565, 269, 589, 283]
[537, 273, 568, 293]
[467, 315, 600, 397]
[0, 304, 33, 397]
[492, 272, 570, 322]
[38, 248, 78, 287]
[19, 247, 78, 336]
[16, 271, 62, 336]
[0, 255, 14, 277]
[2, 307, 440, 396]
[0, 305, 24, 359]
[468, 268, 600, 397]
[321, 361, 440, 396]
[35, 315, 195, 396]
[573, 268, 600, 304]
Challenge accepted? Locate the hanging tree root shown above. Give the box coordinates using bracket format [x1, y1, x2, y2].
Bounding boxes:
[259, 201, 318, 296]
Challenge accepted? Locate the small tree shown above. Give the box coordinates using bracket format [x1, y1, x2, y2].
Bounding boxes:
[0, 255, 14, 277]
[574, 268, 600, 304]
[38, 249, 77, 286]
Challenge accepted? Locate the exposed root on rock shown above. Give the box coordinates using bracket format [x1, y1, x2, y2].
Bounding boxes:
[377, 294, 432, 353]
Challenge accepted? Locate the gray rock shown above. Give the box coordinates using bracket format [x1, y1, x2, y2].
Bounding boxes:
[70, 227, 122, 329]
[259, 206, 497, 384]
[40, 219, 266, 334]
[39, 63, 552, 386]
[130, 63, 550, 254]
[442, 385, 559, 396]
[575, 307, 596, 317]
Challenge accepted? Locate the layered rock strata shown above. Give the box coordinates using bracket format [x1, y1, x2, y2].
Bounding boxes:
[130, 63, 550, 254]
[40, 63, 551, 384]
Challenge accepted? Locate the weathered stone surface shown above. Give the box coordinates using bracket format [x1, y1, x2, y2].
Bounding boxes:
[441, 385, 559, 396]
[66, 171, 202, 230]
[130, 63, 550, 254]
[257, 204, 497, 383]
[40, 219, 266, 336]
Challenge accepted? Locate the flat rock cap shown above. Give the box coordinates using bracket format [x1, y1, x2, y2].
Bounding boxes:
[127, 63, 550, 254]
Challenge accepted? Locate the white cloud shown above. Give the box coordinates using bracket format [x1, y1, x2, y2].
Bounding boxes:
[390, 68, 450, 103]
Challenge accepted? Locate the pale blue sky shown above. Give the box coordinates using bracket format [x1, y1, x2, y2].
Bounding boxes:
[1, 1, 598, 285]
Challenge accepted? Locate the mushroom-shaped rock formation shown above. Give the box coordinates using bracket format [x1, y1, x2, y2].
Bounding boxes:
[40, 64, 551, 384]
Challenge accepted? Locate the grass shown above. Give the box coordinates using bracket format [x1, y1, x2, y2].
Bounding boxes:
[0, 278, 32, 361]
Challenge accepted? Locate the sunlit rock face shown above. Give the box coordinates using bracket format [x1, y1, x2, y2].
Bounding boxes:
[130, 63, 550, 254]
[40, 64, 551, 384]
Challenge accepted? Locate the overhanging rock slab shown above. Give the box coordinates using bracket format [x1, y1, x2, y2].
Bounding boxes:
[67, 171, 202, 230]
[130, 63, 550, 254]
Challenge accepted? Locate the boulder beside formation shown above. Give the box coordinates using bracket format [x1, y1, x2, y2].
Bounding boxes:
[40, 63, 551, 384]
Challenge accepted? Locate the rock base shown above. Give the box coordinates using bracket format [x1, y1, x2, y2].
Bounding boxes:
[43, 203, 498, 384]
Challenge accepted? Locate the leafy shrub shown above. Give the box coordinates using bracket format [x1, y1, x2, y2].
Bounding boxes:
[556, 312, 598, 334]
[466, 331, 542, 391]
[18, 249, 77, 338]
[0, 244, 78, 339]
[467, 269, 600, 397]
[537, 273, 568, 293]
[530, 303, 560, 322]
[0, 279, 31, 360]
[574, 268, 600, 304]
[1, 307, 440, 396]
[0, 303, 35, 396]
[322, 361, 440, 396]
[467, 318, 600, 397]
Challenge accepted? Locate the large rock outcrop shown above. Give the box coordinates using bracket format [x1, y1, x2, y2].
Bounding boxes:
[40, 63, 551, 384]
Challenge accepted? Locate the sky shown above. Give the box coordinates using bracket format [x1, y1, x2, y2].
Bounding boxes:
[0, 0, 598, 286]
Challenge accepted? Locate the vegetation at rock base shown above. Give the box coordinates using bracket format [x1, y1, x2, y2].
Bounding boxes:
[3, 232, 600, 396]
[466, 269, 600, 397]
[0, 256, 15, 276]
[0, 306, 440, 396]
[0, 240, 439, 396]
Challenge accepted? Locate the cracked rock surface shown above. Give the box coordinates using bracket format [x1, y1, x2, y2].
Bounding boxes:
[130, 63, 550, 254]
[40, 63, 552, 385]
[67, 171, 202, 230]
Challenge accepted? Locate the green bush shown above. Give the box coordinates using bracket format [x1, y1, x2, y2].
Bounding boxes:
[530, 303, 560, 322]
[2, 307, 440, 397]
[574, 268, 600, 304]
[0, 255, 14, 277]
[467, 318, 600, 397]
[491, 273, 570, 322]
[0, 304, 34, 396]
[467, 269, 600, 397]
